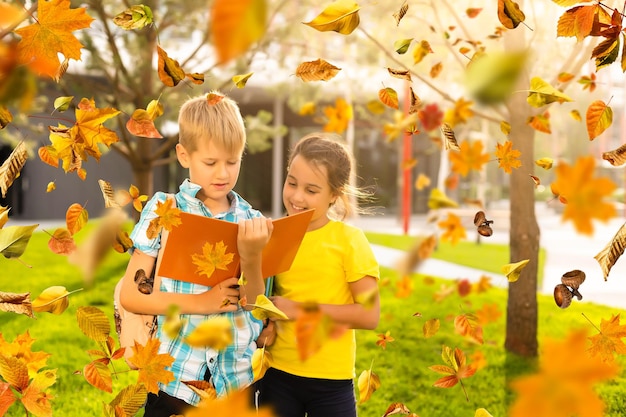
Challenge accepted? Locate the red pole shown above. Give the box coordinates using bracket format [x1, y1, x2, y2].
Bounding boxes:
[402, 79, 412, 235]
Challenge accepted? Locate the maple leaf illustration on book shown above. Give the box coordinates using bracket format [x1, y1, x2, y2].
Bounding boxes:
[191, 241, 235, 278]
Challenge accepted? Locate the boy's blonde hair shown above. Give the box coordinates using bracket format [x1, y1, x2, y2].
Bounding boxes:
[178, 92, 246, 155]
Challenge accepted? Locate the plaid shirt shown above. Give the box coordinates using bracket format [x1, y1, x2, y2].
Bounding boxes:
[130, 179, 263, 404]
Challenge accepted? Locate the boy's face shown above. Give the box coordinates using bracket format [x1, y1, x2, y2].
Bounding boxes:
[176, 140, 242, 213]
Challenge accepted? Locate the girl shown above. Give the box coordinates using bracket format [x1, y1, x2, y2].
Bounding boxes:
[257, 132, 380, 417]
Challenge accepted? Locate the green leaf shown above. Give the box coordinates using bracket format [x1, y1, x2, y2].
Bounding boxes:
[393, 38, 413, 54]
[465, 51, 527, 104]
[0, 224, 38, 259]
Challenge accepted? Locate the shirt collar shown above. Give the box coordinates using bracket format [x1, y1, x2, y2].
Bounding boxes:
[178, 178, 251, 214]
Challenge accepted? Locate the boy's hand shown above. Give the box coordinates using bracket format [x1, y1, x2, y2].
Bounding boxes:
[202, 277, 240, 312]
[237, 217, 273, 261]
[257, 320, 276, 347]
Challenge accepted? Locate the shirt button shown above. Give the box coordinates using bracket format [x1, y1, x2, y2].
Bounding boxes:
[209, 358, 214, 363]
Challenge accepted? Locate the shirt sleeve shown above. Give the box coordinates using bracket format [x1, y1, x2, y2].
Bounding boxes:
[129, 191, 169, 257]
[344, 226, 380, 283]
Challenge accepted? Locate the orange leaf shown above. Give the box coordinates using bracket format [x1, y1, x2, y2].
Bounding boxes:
[429, 346, 476, 400]
[157, 45, 185, 87]
[191, 241, 235, 279]
[37, 146, 59, 168]
[556, 4, 598, 42]
[423, 318, 440, 338]
[146, 198, 182, 239]
[357, 368, 381, 404]
[375, 331, 395, 350]
[323, 98, 353, 133]
[437, 212, 466, 245]
[126, 109, 163, 138]
[497, 0, 526, 29]
[295, 59, 341, 82]
[527, 112, 551, 134]
[495, 140, 522, 174]
[295, 304, 326, 361]
[430, 62, 443, 78]
[47, 227, 76, 255]
[475, 303, 502, 325]
[454, 313, 484, 344]
[65, 203, 88, 235]
[378, 87, 399, 109]
[552, 156, 616, 235]
[83, 360, 112, 393]
[466, 8, 482, 18]
[587, 314, 626, 362]
[14, 0, 94, 78]
[128, 338, 175, 394]
[510, 330, 619, 417]
[209, 0, 267, 64]
[443, 98, 474, 127]
[586, 100, 613, 140]
[449, 140, 490, 177]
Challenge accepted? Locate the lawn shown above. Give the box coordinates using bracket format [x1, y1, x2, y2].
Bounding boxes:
[0, 227, 624, 416]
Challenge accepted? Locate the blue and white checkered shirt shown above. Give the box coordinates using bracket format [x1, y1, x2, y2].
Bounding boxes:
[129, 179, 263, 404]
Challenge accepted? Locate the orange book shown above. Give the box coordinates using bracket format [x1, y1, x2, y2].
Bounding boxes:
[157, 209, 314, 287]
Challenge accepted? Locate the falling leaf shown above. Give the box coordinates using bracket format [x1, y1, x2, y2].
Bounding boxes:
[558, 72, 575, 83]
[441, 123, 460, 151]
[210, 0, 266, 64]
[552, 156, 616, 235]
[0, 291, 34, 318]
[376, 331, 395, 350]
[47, 227, 76, 255]
[586, 100, 612, 140]
[32, 286, 73, 315]
[156, 45, 186, 87]
[475, 408, 493, 417]
[126, 108, 163, 138]
[128, 338, 175, 393]
[535, 157, 554, 170]
[412, 40, 433, 65]
[295, 59, 341, 82]
[379, 87, 399, 109]
[449, 140, 490, 177]
[394, 38, 413, 54]
[383, 403, 412, 417]
[295, 303, 334, 361]
[113, 4, 153, 30]
[587, 314, 626, 362]
[107, 384, 148, 417]
[578, 72, 597, 92]
[383, 111, 418, 142]
[232, 72, 253, 88]
[0, 224, 39, 260]
[466, 8, 482, 18]
[14, 0, 94, 78]
[251, 346, 272, 381]
[65, 203, 88, 235]
[594, 222, 626, 280]
[418, 103, 443, 131]
[429, 345, 476, 401]
[444, 98, 474, 127]
[128, 185, 148, 213]
[184, 316, 233, 349]
[466, 51, 527, 104]
[428, 188, 458, 209]
[192, 241, 235, 279]
[602, 143, 626, 167]
[423, 318, 440, 338]
[438, 213, 466, 245]
[527, 77, 573, 108]
[473, 275, 492, 293]
[495, 140, 521, 174]
[497, 0, 526, 29]
[408, 87, 422, 113]
[430, 62, 443, 78]
[415, 173, 431, 190]
[500, 121, 511, 135]
[397, 234, 437, 276]
[146, 198, 182, 239]
[0, 141, 28, 199]
[475, 303, 502, 325]
[387, 67, 411, 81]
[457, 279, 472, 297]
[303, 0, 360, 35]
[299, 102, 316, 116]
[206, 92, 224, 105]
[53, 96, 73, 112]
[249, 294, 289, 321]
[454, 313, 484, 344]
[502, 259, 529, 282]
[357, 368, 381, 404]
[323, 98, 353, 133]
[45, 181, 56, 193]
[509, 329, 618, 417]
[529, 174, 541, 188]
[393, 1, 408, 26]
[0, 106, 13, 129]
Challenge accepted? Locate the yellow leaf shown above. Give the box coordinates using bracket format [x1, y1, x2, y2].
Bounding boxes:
[412, 40, 432, 65]
[156, 45, 185, 87]
[586, 100, 612, 140]
[383, 111, 418, 142]
[323, 98, 352, 133]
[527, 77, 573, 108]
[379, 87, 399, 109]
[438, 213, 466, 245]
[65, 203, 88, 235]
[46, 181, 56, 193]
[0, 206, 10, 229]
[357, 368, 381, 404]
[415, 173, 431, 190]
[366, 100, 385, 115]
[465, 51, 526, 104]
[295, 59, 341, 82]
[497, 0, 526, 29]
[210, 0, 267, 64]
[535, 157, 554, 170]
[392, 1, 408, 26]
[428, 188, 458, 209]
[249, 294, 289, 321]
[449, 140, 490, 177]
[570, 109, 582, 121]
[500, 121, 511, 135]
[0, 106, 13, 129]
[32, 286, 75, 314]
[394, 38, 412, 54]
[232, 72, 253, 88]
[184, 316, 233, 349]
[0, 224, 39, 259]
[146, 99, 163, 120]
[298, 102, 316, 116]
[495, 140, 522, 174]
[475, 408, 493, 417]
[251, 346, 271, 381]
[303, 0, 360, 35]
[443, 97, 474, 127]
[423, 318, 440, 338]
[162, 305, 185, 340]
[502, 259, 529, 282]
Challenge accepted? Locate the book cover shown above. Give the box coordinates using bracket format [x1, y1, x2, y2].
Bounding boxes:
[157, 209, 314, 287]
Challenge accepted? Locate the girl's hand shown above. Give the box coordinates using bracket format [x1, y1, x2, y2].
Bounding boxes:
[257, 320, 276, 347]
[200, 277, 240, 313]
[237, 217, 273, 261]
[269, 295, 299, 320]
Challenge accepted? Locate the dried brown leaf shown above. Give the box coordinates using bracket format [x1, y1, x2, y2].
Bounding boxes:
[602, 143, 626, 167]
[98, 179, 120, 209]
[295, 59, 341, 82]
[0, 291, 34, 318]
[393, 1, 408, 26]
[0, 141, 27, 198]
[441, 123, 460, 151]
[595, 222, 626, 281]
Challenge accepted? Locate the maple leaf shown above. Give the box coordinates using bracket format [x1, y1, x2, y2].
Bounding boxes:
[449, 140, 490, 177]
[551, 156, 616, 235]
[437, 212, 466, 245]
[376, 331, 395, 350]
[146, 198, 182, 239]
[443, 98, 474, 127]
[475, 303, 502, 325]
[429, 345, 476, 401]
[192, 241, 235, 279]
[587, 314, 626, 362]
[14, 0, 94, 78]
[127, 338, 174, 394]
[394, 275, 413, 298]
[323, 98, 353, 133]
[473, 275, 492, 293]
[186, 389, 274, 417]
[495, 140, 521, 174]
[509, 330, 619, 417]
[418, 103, 443, 131]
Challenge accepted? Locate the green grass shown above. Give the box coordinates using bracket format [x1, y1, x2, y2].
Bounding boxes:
[1, 227, 625, 416]
[365, 231, 546, 282]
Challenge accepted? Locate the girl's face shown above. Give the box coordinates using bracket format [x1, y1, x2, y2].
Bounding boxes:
[283, 154, 337, 231]
[176, 140, 242, 214]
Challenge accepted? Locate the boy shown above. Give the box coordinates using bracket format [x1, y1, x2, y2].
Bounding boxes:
[119, 92, 272, 416]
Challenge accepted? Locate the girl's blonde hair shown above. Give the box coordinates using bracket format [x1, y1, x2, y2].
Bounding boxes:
[177, 92, 246, 155]
[288, 132, 373, 220]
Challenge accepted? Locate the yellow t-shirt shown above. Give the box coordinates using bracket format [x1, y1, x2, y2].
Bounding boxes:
[268, 220, 379, 379]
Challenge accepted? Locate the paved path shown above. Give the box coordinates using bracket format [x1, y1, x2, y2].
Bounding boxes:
[350, 209, 626, 310]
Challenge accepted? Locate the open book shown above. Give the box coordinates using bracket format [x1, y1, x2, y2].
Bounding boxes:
[157, 209, 314, 287]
